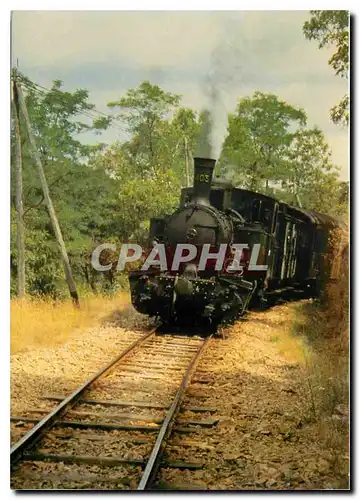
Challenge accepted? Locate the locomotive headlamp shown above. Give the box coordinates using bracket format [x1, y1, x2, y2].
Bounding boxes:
[175, 277, 194, 296]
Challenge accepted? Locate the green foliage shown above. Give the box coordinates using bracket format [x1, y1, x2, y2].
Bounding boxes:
[11, 73, 115, 297]
[303, 10, 349, 77]
[108, 81, 181, 175]
[330, 95, 349, 126]
[303, 10, 349, 125]
[219, 92, 307, 190]
[281, 127, 335, 196]
[219, 92, 346, 217]
[91, 83, 201, 241]
[117, 169, 180, 241]
[14, 73, 109, 163]
[162, 107, 202, 183]
[11, 207, 64, 297]
[106, 81, 202, 187]
[108, 80, 181, 124]
[90, 143, 181, 242]
[11, 73, 348, 299]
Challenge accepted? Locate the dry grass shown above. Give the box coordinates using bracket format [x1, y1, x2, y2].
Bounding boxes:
[11, 292, 130, 354]
[292, 235, 349, 488]
[306, 233, 349, 418]
[265, 295, 349, 488]
[267, 303, 310, 365]
[264, 232, 349, 488]
[298, 304, 349, 488]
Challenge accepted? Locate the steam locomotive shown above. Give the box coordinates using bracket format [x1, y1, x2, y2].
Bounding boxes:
[129, 157, 343, 326]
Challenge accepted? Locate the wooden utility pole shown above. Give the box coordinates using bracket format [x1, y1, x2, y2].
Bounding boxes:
[12, 81, 25, 297]
[296, 193, 303, 208]
[15, 81, 80, 307]
[184, 136, 190, 187]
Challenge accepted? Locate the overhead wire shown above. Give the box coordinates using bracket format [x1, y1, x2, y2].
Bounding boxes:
[26, 85, 127, 135]
[17, 77, 129, 136]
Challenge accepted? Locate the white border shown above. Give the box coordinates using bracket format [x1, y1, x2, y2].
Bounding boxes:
[2, 4, 355, 498]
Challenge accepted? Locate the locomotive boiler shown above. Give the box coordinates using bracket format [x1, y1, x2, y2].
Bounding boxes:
[129, 157, 343, 326]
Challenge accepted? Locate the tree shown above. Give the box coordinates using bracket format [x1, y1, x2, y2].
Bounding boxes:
[11, 73, 110, 221]
[153, 107, 202, 186]
[14, 72, 109, 164]
[10, 73, 112, 297]
[10, 77, 205, 297]
[282, 127, 332, 195]
[303, 10, 349, 125]
[88, 108, 202, 243]
[279, 127, 345, 215]
[89, 143, 180, 242]
[218, 91, 346, 216]
[108, 81, 181, 175]
[219, 92, 307, 191]
[102, 82, 204, 242]
[91, 82, 214, 255]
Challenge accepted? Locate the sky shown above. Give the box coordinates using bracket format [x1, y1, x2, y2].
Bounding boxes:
[11, 10, 349, 180]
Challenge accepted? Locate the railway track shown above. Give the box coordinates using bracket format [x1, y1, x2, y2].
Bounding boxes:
[11, 326, 215, 490]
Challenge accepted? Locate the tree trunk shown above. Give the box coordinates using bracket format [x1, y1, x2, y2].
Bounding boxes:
[12, 82, 25, 298]
[16, 81, 80, 307]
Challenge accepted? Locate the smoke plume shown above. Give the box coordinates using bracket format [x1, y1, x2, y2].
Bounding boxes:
[195, 109, 213, 158]
[195, 36, 250, 160]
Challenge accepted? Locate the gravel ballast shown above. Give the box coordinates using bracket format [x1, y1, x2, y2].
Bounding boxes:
[11, 301, 349, 490]
[11, 309, 149, 443]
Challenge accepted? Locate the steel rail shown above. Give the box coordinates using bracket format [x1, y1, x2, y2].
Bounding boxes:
[10, 327, 158, 466]
[137, 334, 213, 490]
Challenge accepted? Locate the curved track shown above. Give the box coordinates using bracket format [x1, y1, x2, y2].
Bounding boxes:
[11, 326, 213, 490]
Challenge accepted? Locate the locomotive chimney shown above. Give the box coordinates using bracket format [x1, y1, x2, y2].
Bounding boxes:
[192, 157, 216, 205]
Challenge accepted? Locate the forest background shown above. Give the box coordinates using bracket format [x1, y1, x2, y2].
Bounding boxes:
[10, 10, 349, 299]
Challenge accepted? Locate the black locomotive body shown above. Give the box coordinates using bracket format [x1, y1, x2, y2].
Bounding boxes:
[129, 157, 343, 326]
